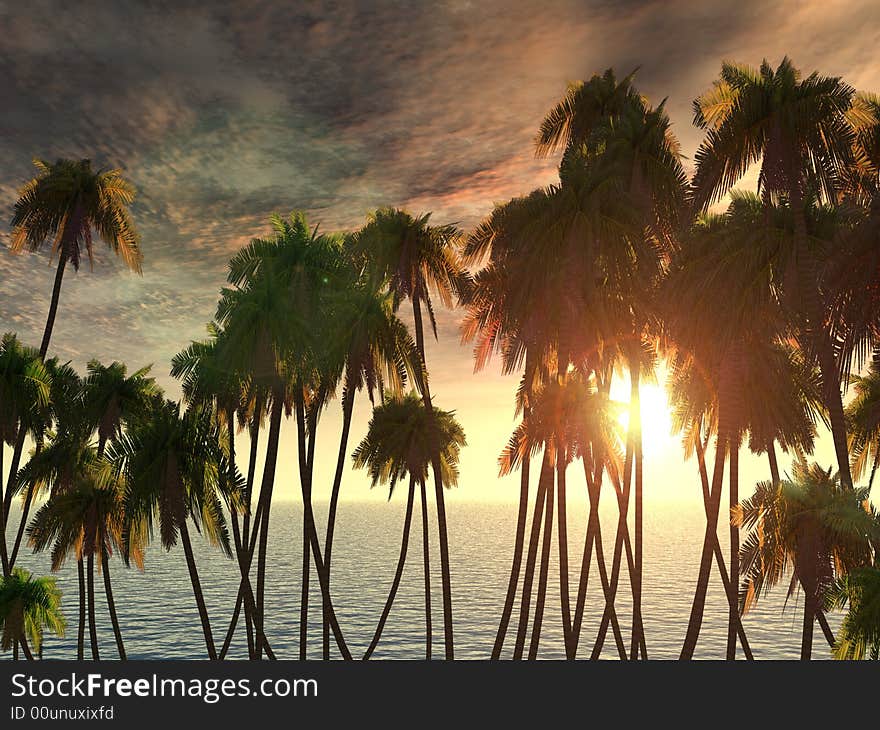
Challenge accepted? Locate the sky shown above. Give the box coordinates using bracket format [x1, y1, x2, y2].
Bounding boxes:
[0, 0, 874, 504]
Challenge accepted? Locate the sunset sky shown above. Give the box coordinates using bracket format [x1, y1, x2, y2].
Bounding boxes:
[0, 0, 871, 503]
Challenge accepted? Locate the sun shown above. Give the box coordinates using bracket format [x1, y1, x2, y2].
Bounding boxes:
[613, 382, 674, 456]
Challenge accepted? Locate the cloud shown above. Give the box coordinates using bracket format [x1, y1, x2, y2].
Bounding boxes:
[0, 1, 878, 499]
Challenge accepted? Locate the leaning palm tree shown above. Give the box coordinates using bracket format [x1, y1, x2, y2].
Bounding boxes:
[734, 459, 876, 659]
[0, 568, 65, 660]
[27, 459, 137, 660]
[109, 399, 234, 660]
[826, 565, 880, 659]
[847, 355, 880, 489]
[353, 392, 465, 659]
[9, 158, 142, 359]
[691, 58, 861, 487]
[351, 208, 466, 659]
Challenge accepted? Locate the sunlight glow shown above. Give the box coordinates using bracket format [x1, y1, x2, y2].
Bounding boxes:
[615, 382, 674, 457]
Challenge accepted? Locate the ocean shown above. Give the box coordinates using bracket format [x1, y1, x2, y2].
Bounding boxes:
[7, 499, 834, 660]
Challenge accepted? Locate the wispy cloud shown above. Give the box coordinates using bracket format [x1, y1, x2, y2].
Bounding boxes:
[1, 0, 878, 412]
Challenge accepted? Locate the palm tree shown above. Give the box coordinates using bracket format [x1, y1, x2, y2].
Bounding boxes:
[83, 360, 159, 457]
[0, 333, 50, 574]
[826, 565, 880, 659]
[0, 568, 65, 660]
[691, 58, 861, 488]
[498, 371, 627, 658]
[461, 191, 554, 659]
[320, 273, 423, 658]
[352, 393, 465, 659]
[110, 399, 234, 660]
[734, 459, 876, 659]
[537, 69, 687, 658]
[9, 158, 142, 359]
[27, 457, 137, 660]
[6, 358, 82, 572]
[351, 208, 466, 659]
[220, 212, 353, 659]
[172, 327, 265, 659]
[666, 196, 828, 658]
[847, 355, 880, 489]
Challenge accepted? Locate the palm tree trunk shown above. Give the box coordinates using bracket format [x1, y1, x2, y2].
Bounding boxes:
[817, 610, 835, 647]
[101, 548, 126, 660]
[322, 382, 356, 659]
[2, 427, 27, 530]
[76, 556, 85, 660]
[629, 361, 646, 659]
[241, 404, 262, 658]
[293, 391, 353, 660]
[591, 372, 639, 660]
[39, 251, 68, 359]
[767, 440, 781, 486]
[13, 638, 18, 660]
[19, 636, 34, 661]
[512, 449, 551, 659]
[0, 443, 8, 576]
[816, 338, 853, 488]
[86, 552, 99, 660]
[412, 294, 454, 658]
[300, 520, 310, 659]
[420, 479, 432, 659]
[527, 468, 554, 659]
[869, 447, 880, 491]
[178, 516, 217, 659]
[491, 443, 530, 659]
[222, 410, 257, 661]
[726, 436, 740, 660]
[801, 595, 815, 660]
[587, 501, 630, 660]
[363, 477, 416, 659]
[219, 499, 266, 660]
[556, 444, 573, 656]
[680, 358, 735, 659]
[789, 186, 852, 489]
[696, 431, 753, 659]
[254, 393, 283, 659]
[297, 390, 323, 661]
[8, 482, 36, 570]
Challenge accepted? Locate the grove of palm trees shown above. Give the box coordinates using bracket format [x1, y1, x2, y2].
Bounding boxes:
[2, 57, 880, 662]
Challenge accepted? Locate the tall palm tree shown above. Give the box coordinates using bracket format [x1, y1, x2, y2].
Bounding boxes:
[320, 274, 423, 658]
[666, 197, 826, 658]
[691, 58, 861, 487]
[110, 399, 234, 660]
[351, 208, 466, 658]
[27, 458, 137, 660]
[221, 212, 352, 659]
[352, 393, 465, 659]
[0, 568, 65, 660]
[9, 158, 142, 359]
[537, 69, 687, 658]
[734, 459, 876, 659]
